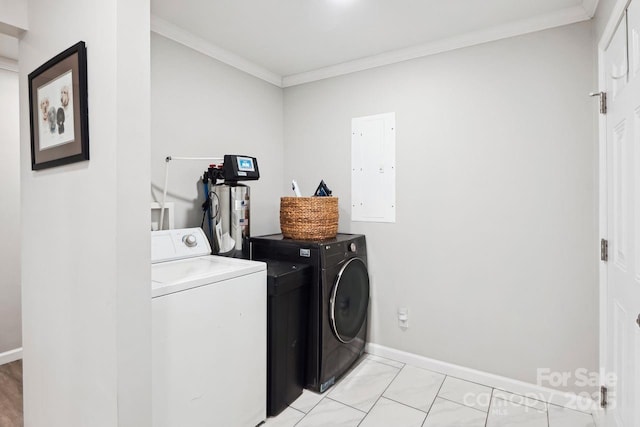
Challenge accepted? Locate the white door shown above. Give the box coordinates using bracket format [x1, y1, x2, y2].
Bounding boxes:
[603, 2, 640, 426]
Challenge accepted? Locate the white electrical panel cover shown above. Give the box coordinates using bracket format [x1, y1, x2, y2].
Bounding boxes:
[351, 112, 396, 223]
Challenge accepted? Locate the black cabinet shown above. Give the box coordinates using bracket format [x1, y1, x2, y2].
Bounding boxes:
[266, 261, 311, 417]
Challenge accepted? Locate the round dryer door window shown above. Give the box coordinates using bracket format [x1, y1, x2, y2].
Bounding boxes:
[330, 257, 370, 343]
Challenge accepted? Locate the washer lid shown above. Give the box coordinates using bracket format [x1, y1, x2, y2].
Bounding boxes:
[152, 255, 265, 298]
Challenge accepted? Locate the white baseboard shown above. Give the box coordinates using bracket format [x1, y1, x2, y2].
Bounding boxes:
[592, 407, 603, 427]
[0, 348, 22, 365]
[365, 343, 598, 417]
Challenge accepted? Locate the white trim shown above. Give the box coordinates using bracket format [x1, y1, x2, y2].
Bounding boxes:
[596, 2, 628, 427]
[0, 348, 22, 365]
[582, 0, 601, 18]
[592, 408, 604, 427]
[0, 56, 18, 72]
[366, 343, 598, 415]
[282, 5, 591, 87]
[150, 15, 283, 88]
[598, 0, 633, 50]
[597, 30, 609, 427]
[0, 22, 26, 38]
[152, 6, 592, 89]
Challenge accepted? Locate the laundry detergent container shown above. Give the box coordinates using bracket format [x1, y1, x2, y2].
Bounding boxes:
[266, 261, 311, 417]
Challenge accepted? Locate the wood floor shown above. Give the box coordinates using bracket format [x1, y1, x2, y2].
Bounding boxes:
[0, 360, 23, 427]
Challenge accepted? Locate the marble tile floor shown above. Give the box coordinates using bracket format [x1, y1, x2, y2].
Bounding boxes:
[264, 354, 596, 427]
[0, 354, 597, 427]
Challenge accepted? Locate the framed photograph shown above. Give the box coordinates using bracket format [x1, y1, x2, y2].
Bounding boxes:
[28, 41, 89, 170]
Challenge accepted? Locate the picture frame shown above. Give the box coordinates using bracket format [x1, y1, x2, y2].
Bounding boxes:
[28, 41, 89, 170]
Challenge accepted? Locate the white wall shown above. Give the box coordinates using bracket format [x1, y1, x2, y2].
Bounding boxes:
[19, 0, 151, 425]
[151, 33, 283, 236]
[0, 68, 21, 358]
[0, 34, 18, 63]
[0, 0, 27, 35]
[284, 21, 598, 393]
[594, 0, 619, 43]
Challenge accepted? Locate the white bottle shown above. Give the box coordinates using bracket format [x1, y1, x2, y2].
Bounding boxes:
[291, 180, 302, 197]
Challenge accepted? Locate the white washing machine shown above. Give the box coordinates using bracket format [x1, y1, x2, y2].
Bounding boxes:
[151, 227, 266, 427]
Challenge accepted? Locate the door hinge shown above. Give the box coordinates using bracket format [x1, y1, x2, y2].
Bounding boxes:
[601, 385, 608, 408]
[601, 238, 609, 262]
[589, 92, 607, 114]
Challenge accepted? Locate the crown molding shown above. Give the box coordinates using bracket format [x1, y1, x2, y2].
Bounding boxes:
[0, 22, 26, 38]
[282, 5, 591, 87]
[0, 56, 18, 72]
[581, 0, 600, 18]
[152, 5, 593, 89]
[150, 14, 283, 87]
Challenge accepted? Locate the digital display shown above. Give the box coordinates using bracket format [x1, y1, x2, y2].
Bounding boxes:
[223, 154, 259, 181]
[237, 156, 255, 172]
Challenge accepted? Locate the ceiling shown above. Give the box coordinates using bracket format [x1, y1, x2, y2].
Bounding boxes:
[159, 0, 597, 86]
[0, 2, 599, 78]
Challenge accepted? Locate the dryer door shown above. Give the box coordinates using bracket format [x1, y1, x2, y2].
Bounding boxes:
[329, 257, 370, 343]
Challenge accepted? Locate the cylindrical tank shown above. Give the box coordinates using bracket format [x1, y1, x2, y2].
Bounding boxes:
[210, 183, 250, 257]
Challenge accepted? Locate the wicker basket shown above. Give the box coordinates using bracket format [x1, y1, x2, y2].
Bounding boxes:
[280, 197, 339, 240]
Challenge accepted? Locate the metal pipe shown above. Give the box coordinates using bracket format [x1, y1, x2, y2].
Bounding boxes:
[166, 156, 224, 162]
[158, 155, 224, 230]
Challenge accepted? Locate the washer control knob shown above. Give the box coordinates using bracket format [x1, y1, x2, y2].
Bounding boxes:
[349, 242, 357, 252]
[183, 234, 197, 247]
